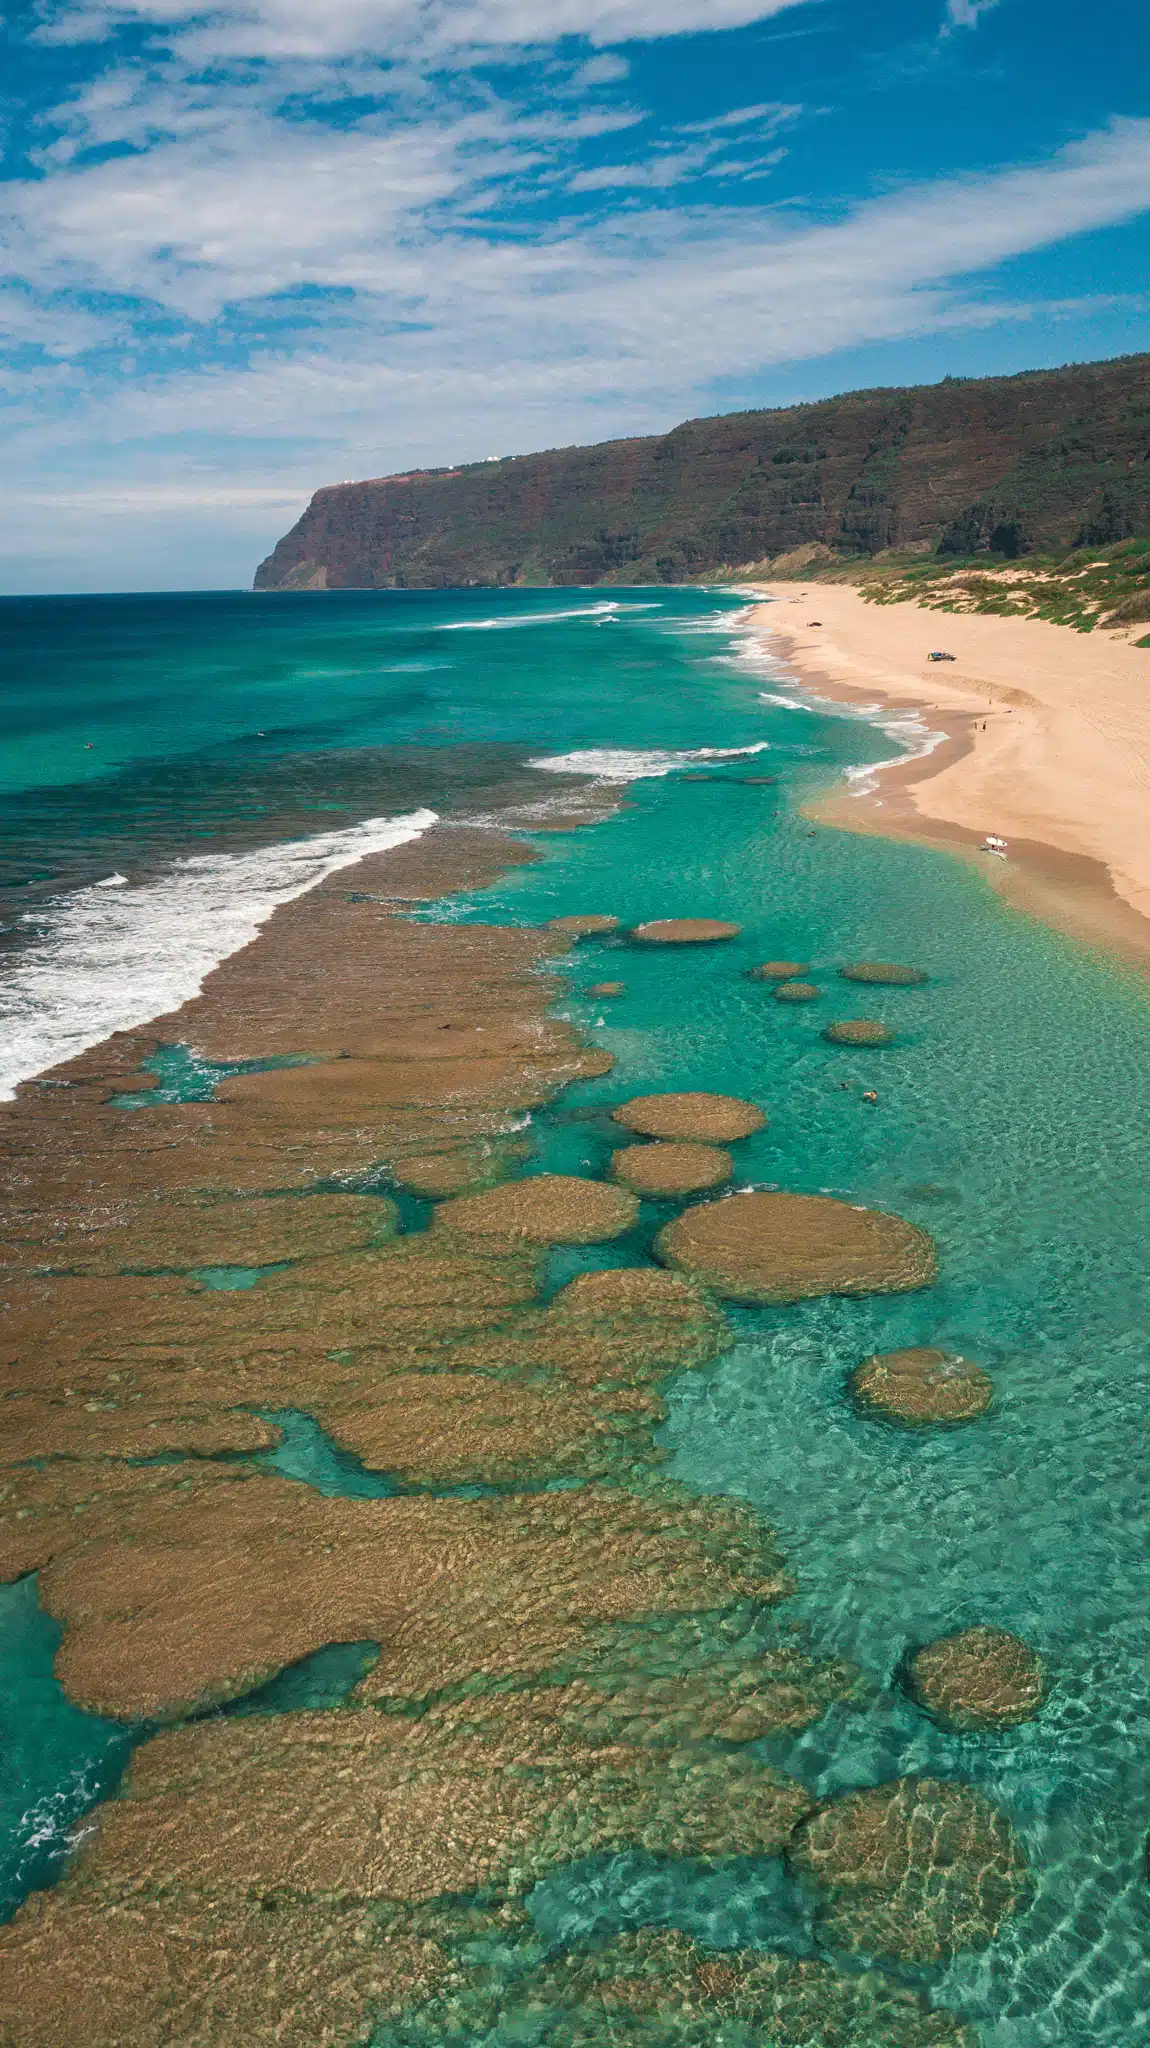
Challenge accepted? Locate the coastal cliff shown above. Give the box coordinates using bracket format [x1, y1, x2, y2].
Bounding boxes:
[255, 351, 1150, 591]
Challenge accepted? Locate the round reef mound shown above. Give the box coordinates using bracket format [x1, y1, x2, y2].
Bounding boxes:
[773, 982, 820, 1004]
[852, 1347, 992, 1427]
[613, 1093, 767, 1143]
[656, 1191, 936, 1305]
[748, 961, 810, 982]
[589, 981, 626, 997]
[611, 1143, 733, 1199]
[909, 1628, 1046, 1731]
[824, 1019, 895, 1046]
[789, 1775, 1031, 1963]
[841, 961, 928, 986]
[548, 914, 619, 937]
[631, 919, 741, 945]
[435, 1173, 638, 1245]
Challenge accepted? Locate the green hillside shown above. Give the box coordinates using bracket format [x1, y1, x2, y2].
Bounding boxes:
[255, 353, 1150, 593]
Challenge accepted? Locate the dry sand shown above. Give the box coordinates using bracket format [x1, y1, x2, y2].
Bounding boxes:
[750, 585, 1150, 964]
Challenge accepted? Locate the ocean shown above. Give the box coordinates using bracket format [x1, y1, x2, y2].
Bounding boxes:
[1, 584, 1148, 2044]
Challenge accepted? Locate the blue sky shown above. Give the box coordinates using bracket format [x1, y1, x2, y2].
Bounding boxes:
[2, 0, 1149, 592]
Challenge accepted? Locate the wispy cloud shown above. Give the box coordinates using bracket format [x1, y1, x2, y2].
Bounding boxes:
[944, 0, 1001, 28]
[37, 0, 820, 60]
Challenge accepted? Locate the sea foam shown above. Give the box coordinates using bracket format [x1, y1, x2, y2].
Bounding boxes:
[438, 600, 660, 631]
[531, 743, 771, 783]
[0, 810, 437, 1100]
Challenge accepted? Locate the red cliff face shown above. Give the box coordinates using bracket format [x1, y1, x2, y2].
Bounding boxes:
[254, 353, 1150, 590]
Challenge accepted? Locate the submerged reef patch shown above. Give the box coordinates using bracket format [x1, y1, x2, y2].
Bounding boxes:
[374, 1927, 979, 2048]
[851, 1346, 993, 1427]
[657, 1192, 937, 1305]
[433, 1172, 638, 1245]
[610, 1142, 732, 1198]
[631, 919, 741, 944]
[548, 914, 620, 936]
[841, 961, 929, 985]
[908, 1628, 1047, 1732]
[0, 824, 993, 2044]
[749, 960, 810, 981]
[773, 981, 821, 1003]
[612, 1092, 766, 1143]
[824, 1019, 897, 1046]
[790, 1775, 1031, 1963]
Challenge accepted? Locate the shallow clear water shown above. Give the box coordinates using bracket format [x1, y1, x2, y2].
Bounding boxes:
[1, 586, 1148, 2043]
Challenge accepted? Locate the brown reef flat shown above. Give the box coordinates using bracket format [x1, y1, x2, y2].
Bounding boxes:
[657, 1191, 937, 1305]
[909, 1627, 1046, 1731]
[631, 918, 741, 944]
[612, 1091, 766, 1143]
[790, 1776, 1031, 1963]
[0, 821, 1021, 2046]
[852, 1345, 993, 1427]
[611, 1141, 732, 1197]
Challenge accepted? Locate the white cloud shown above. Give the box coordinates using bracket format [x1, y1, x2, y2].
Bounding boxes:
[945, 0, 1001, 25]
[38, 0, 819, 60]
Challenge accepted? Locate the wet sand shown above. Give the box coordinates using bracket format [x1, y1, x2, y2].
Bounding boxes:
[750, 586, 1150, 968]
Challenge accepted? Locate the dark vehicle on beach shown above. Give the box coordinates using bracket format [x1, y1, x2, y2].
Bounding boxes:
[929, 650, 957, 661]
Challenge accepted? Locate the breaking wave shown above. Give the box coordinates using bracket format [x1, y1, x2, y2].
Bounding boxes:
[530, 743, 772, 783]
[438, 601, 661, 631]
[0, 810, 437, 1100]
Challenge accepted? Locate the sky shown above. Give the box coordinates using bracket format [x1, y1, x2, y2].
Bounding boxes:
[2, 0, 1149, 592]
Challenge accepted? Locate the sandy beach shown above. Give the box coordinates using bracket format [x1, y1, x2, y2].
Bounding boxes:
[751, 584, 1150, 963]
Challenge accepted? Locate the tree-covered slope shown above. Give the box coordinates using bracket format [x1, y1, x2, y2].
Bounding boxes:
[255, 353, 1150, 591]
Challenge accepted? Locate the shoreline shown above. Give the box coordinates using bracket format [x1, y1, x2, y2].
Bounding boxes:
[747, 585, 1150, 971]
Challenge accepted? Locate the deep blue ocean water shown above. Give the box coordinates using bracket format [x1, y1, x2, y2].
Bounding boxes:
[1, 585, 1148, 2044]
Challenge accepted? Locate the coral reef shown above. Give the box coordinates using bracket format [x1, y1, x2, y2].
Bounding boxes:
[657, 1192, 937, 1305]
[909, 1627, 1046, 1731]
[773, 981, 821, 1003]
[612, 1093, 766, 1142]
[851, 1346, 993, 1427]
[433, 1173, 638, 1245]
[631, 920, 741, 944]
[840, 962, 929, 986]
[549, 914, 620, 936]
[824, 1019, 896, 1045]
[790, 1776, 1031, 1962]
[748, 960, 810, 981]
[611, 1143, 732, 1198]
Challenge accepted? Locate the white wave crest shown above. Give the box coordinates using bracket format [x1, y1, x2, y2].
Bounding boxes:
[842, 710, 946, 795]
[530, 742, 771, 784]
[438, 600, 660, 632]
[0, 810, 437, 1100]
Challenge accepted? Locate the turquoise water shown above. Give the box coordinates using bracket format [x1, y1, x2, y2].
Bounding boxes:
[1, 587, 1148, 2043]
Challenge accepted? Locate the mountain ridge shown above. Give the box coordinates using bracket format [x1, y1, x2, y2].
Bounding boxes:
[254, 352, 1150, 591]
